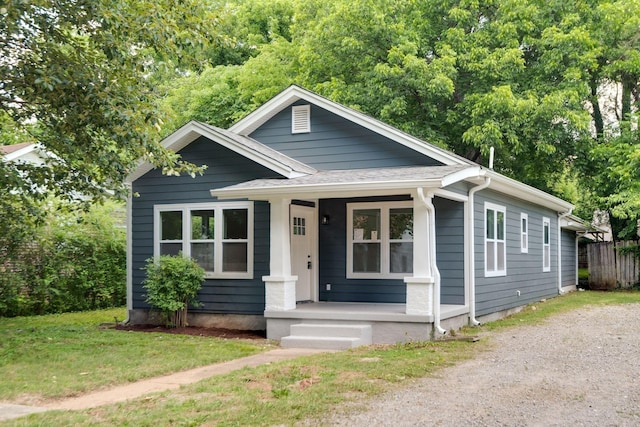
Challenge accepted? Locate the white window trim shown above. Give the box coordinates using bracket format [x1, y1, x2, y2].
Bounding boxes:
[521, 213, 528, 253]
[154, 202, 254, 279]
[543, 216, 551, 272]
[485, 202, 507, 277]
[347, 201, 413, 279]
[291, 105, 311, 133]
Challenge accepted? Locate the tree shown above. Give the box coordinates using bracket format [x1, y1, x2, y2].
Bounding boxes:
[0, 0, 222, 206]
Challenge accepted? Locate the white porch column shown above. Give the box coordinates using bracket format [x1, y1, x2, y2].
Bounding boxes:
[405, 190, 434, 316]
[263, 197, 297, 311]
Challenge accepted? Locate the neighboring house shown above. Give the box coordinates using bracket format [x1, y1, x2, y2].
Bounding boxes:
[0, 142, 48, 165]
[126, 85, 592, 348]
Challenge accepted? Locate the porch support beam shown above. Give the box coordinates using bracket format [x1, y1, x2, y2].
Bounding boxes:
[405, 190, 434, 316]
[263, 197, 297, 311]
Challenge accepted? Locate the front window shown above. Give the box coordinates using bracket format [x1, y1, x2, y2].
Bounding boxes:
[348, 202, 413, 278]
[543, 217, 551, 272]
[485, 202, 506, 277]
[155, 202, 253, 279]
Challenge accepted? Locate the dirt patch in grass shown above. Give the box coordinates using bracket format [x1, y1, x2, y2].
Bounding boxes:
[115, 324, 266, 340]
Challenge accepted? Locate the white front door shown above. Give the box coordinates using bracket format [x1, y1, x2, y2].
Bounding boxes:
[290, 204, 315, 302]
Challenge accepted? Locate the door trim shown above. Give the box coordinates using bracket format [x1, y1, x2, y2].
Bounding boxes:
[290, 203, 318, 302]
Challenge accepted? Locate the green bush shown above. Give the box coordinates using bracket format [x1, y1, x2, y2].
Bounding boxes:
[0, 200, 126, 317]
[142, 254, 204, 327]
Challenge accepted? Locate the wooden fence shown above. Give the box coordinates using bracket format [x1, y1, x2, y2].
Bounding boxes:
[587, 241, 640, 290]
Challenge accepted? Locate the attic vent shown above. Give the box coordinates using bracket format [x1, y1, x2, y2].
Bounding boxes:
[291, 105, 311, 134]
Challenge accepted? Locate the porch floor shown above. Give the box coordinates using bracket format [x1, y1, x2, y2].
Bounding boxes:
[265, 302, 468, 323]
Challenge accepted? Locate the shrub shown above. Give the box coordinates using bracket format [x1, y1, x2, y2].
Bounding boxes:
[0, 200, 126, 316]
[142, 254, 204, 327]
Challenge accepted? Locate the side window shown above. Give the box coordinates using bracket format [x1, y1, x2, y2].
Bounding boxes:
[155, 203, 253, 279]
[485, 202, 506, 277]
[543, 217, 551, 272]
[521, 213, 528, 253]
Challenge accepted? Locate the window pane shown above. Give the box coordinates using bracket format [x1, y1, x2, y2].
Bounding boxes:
[497, 241, 505, 271]
[389, 208, 413, 240]
[224, 209, 248, 239]
[160, 242, 182, 256]
[544, 224, 550, 244]
[353, 209, 381, 240]
[191, 242, 214, 271]
[522, 217, 527, 233]
[522, 234, 527, 249]
[497, 211, 505, 240]
[222, 242, 248, 272]
[486, 241, 495, 271]
[161, 211, 182, 240]
[191, 210, 215, 240]
[353, 243, 381, 272]
[390, 242, 413, 273]
[486, 209, 495, 239]
[544, 246, 550, 268]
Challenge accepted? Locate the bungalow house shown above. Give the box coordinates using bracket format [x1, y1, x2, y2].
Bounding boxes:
[126, 85, 590, 348]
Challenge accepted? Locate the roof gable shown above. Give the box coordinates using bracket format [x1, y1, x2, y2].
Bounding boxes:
[229, 85, 474, 167]
[127, 121, 316, 183]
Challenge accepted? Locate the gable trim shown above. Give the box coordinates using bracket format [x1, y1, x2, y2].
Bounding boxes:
[229, 85, 473, 167]
[127, 121, 316, 183]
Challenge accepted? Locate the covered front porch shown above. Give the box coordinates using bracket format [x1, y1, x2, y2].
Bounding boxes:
[210, 165, 485, 346]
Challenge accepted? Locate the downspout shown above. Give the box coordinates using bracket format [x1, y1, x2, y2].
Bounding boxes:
[557, 209, 573, 294]
[416, 188, 446, 335]
[468, 176, 491, 326]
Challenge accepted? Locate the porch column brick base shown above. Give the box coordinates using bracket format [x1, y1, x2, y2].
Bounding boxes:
[404, 277, 434, 316]
[263, 276, 297, 311]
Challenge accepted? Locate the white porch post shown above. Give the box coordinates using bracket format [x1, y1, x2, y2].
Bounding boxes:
[263, 197, 297, 311]
[405, 190, 434, 316]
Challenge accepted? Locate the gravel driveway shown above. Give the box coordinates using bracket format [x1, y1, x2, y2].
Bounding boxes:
[321, 303, 640, 426]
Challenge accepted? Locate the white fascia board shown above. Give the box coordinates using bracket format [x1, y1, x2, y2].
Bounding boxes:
[127, 121, 301, 183]
[211, 178, 443, 200]
[441, 166, 483, 187]
[485, 170, 573, 213]
[230, 85, 471, 167]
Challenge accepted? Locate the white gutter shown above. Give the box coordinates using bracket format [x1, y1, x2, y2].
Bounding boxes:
[468, 176, 491, 326]
[557, 209, 573, 294]
[417, 188, 446, 335]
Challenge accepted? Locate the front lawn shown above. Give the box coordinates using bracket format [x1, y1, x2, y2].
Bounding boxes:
[0, 308, 272, 403]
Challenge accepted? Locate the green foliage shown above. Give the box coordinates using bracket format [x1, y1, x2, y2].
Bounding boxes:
[0, 200, 126, 317]
[0, 0, 220, 207]
[143, 254, 205, 327]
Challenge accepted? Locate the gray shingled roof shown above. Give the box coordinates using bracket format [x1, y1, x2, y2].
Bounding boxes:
[197, 122, 317, 176]
[213, 165, 471, 192]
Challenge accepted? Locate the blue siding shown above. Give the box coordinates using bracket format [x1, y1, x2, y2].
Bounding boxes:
[131, 136, 280, 315]
[474, 190, 559, 316]
[561, 229, 577, 288]
[249, 103, 443, 170]
[435, 198, 465, 305]
[318, 196, 411, 303]
[317, 195, 465, 304]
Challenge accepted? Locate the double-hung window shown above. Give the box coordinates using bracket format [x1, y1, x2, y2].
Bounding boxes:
[543, 217, 551, 272]
[347, 202, 413, 278]
[155, 202, 253, 279]
[520, 213, 528, 253]
[485, 202, 506, 277]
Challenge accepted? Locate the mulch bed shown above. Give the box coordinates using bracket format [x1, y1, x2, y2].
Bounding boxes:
[116, 324, 266, 340]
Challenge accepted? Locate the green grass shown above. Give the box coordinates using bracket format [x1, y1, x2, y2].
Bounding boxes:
[4, 291, 640, 426]
[0, 308, 272, 403]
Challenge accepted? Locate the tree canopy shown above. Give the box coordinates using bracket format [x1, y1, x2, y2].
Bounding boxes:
[1, 0, 639, 241]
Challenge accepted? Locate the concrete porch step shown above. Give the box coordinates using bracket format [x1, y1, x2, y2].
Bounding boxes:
[280, 323, 372, 350]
